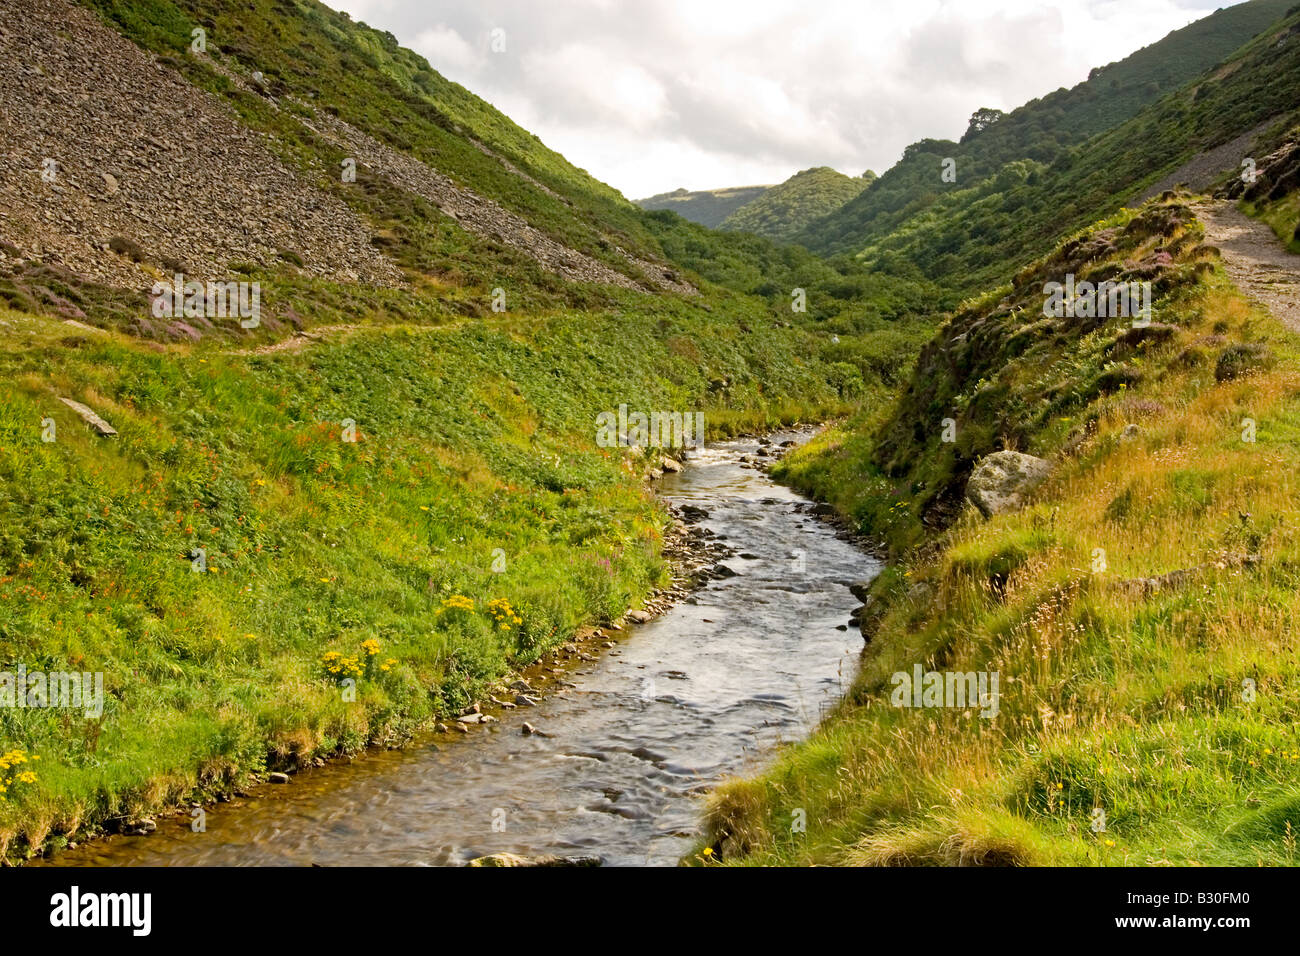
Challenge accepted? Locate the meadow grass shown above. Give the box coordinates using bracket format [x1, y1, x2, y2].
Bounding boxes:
[0, 294, 851, 860]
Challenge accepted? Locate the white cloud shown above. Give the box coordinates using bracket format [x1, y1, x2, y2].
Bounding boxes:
[330, 0, 1251, 198]
[519, 44, 670, 128]
[411, 24, 483, 78]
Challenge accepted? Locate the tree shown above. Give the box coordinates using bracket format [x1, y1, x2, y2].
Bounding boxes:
[962, 107, 1005, 142]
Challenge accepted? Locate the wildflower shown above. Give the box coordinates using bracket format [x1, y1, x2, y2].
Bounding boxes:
[486, 598, 524, 630]
[438, 595, 476, 614]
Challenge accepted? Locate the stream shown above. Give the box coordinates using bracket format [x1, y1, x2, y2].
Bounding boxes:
[44, 432, 880, 867]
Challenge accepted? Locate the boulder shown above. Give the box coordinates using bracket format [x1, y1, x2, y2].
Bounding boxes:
[965, 451, 1053, 518]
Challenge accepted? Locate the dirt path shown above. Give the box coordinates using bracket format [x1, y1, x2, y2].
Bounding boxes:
[226, 324, 361, 356]
[1195, 199, 1300, 332]
[225, 319, 472, 357]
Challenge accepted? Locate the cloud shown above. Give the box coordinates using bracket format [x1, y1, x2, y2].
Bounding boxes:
[411, 24, 484, 78]
[329, 0, 1251, 198]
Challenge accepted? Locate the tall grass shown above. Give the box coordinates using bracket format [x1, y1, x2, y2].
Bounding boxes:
[706, 203, 1300, 867]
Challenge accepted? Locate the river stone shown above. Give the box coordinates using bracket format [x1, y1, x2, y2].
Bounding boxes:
[965, 451, 1053, 518]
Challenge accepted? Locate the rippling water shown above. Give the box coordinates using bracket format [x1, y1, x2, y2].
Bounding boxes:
[46, 432, 879, 867]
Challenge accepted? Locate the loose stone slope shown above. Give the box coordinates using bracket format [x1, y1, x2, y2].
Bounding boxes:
[0, 0, 402, 291]
[0, 0, 693, 315]
[298, 108, 695, 295]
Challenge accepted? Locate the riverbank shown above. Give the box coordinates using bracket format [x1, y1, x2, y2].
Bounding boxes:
[36, 432, 878, 866]
[15, 430, 839, 866]
[0, 291, 864, 864]
[31, 474, 730, 864]
[703, 198, 1300, 866]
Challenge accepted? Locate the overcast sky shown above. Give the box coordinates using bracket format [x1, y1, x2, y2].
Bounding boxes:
[332, 0, 1241, 199]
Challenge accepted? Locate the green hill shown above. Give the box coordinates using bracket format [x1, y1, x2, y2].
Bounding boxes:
[721, 167, 871, 242]
[636, 185, 773, 228]
[798, 0, 1298, 284]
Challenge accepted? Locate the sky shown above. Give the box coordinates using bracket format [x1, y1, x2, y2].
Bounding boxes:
[330, 0, 1242, 199]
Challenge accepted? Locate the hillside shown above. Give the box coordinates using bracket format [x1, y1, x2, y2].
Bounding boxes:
[710, 192, 1300, 866]
[720, 167, 871, 243]
[798, 0, 1299, 288]
[636, 185, 773, 228]
[701, 4, 1300, 868]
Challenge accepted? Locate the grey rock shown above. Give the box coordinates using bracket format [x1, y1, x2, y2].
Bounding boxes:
[58, 397, 117, 436]
[965, 451, 1053, 518]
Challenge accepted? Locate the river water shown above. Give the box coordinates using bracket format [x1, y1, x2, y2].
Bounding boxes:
[45, 433, 879, 867]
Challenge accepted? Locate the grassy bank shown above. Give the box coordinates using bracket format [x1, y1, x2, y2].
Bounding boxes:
[706, 198, 1300, 865]
[0, 291, 858, 861]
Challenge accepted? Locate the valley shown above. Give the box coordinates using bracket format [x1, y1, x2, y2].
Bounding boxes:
[1, 0, 1299, 876]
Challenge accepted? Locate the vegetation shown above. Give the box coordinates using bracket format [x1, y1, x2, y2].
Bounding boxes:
[798, 0, 1300, 291]
[708, 197, 1300, 866]
[721, 167, 871, 243]
[636, 185, 773, 229]
[0, 293, 863, 858]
